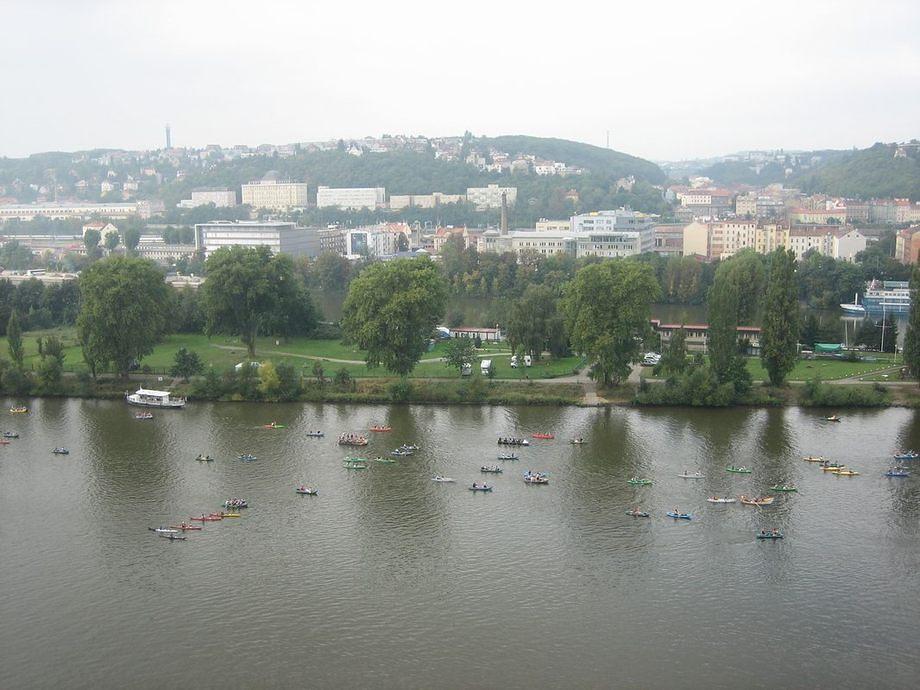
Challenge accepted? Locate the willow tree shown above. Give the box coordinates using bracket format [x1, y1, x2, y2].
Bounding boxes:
[563, 260, 660, 386]
[77, 257, 171, 377]
[341, 258, 447, 377]
[760, 249, 800, 385]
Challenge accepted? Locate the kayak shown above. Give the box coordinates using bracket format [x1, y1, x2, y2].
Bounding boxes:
[148, 527, 180, 534]
[431, 476, 455, 483]
[802, 456, 826, 462]
[627, 478, 652, 486]
[219, 512, 241, 518]
[190, 515, 222, 521]
[769, 485, 797, 492]
[370, 426, 392, 432]
[625, 510, 650, 518]
[570, 439, 586, 445]
[159, 533, 187, 541]
[296, 487, 319, 495]
[757, 532, 784, 539]
[832, 469, 859, 477]
[666, 512, 692, 520]
[469, 484, 493, 492]
[677, 472, 704, 479]
[893, 451, 919, 461]
[238, 454, 257, 461]
[343, 463, 368, 469]
[261, 423, 286, 429]
[532, 433, 555, 440]
[52, 448, 70, 455]
[374, 457, 396, 464]
[707, 497, 736, 504]
[169, 523, 202, 531]
[725, 466, 752, 474]
[825, 415, 841, 422]
[498, 453, 519, 460]
[821, 464, 846, 471]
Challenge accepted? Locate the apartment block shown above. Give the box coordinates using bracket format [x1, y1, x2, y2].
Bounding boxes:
[316, 187, 386, 210]
[241, 180, 309, 210]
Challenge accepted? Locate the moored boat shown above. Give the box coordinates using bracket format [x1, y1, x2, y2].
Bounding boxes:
[126, 388, 186, 409]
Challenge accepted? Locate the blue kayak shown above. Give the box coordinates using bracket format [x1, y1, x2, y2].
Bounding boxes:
[885, 470, 910, 477]
[666, 512, 691, 520]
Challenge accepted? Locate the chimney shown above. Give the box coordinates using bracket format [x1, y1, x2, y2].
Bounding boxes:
[500, 191, 508, 235]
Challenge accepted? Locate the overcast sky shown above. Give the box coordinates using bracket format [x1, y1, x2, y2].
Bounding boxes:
[2, 0, 918, 161]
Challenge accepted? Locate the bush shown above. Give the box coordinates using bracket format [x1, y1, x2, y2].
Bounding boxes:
[333, 367, 354, 391]
[799, 376, 889, 407]
[311, 321, 342, 340]
[387, 379, 413, 402]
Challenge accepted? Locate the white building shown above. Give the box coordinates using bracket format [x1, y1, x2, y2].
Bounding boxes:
[535, 219, 571, 233]
[466, 184, 517, 209]
[316, 186, 386, 210]
[478, 226, 651, 259]
[178, 188, 238, 208]
[388, 192, 465, 210]
[345, 223, 411, 258]
[82, 222, 119, 243]
[0, 202, 138, 222]
[194, 221, 320, 258]
[570, 210, 656, 253]
[241, 180, 309, 210]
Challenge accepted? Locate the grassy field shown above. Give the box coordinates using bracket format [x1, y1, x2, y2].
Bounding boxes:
[640, 353, 902, 382]
[2, 328, 583, 380]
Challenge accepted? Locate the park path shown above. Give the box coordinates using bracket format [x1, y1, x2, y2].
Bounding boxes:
[213, 344, 514, 366]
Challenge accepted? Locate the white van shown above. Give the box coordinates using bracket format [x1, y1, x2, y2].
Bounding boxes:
[481, 359, 493, 375]
[524, 355, 532, 367]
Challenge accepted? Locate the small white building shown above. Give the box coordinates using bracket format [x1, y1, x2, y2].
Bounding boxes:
[449, 327, 503, 342]
[82, 221, 119, 243]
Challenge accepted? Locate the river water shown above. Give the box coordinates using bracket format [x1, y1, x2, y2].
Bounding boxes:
[1, 399, 919, 689]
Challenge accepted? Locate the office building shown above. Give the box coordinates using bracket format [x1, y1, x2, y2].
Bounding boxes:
[178, 188, 238, 208]
[316, 187, 386, 210]
[241, 180, 309, 210]
[194, 221, 320, 257]
[466, 184, 517, 209]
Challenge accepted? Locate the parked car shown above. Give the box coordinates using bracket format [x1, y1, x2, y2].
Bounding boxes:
[641, 353, 661, 366]
[510, 355, 518, 368]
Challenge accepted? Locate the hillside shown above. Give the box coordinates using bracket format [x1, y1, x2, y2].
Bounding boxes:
[792, 142, 920, 200]
[480, 135, 665, 183]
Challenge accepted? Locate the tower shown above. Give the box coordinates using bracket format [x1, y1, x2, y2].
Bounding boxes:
[500, 191, 508, 235]
[165, 123, 171, 149]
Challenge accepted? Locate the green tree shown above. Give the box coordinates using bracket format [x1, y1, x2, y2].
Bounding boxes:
[341, 258, 448, 377]
[444, 337, 476, 376]
[103, 232, 120, 251]
[311, 360, 326, 385]
[201, 246, 315, 358]
[659, 327, 688, 376]
[904, 264, 920, 383]
[274, 361, 301, 401]
[333, 367, 353, 390]
[170, 347, 204, 382]
[76, 257, 171, 377]
[760, 249, 800, 385]
[123, 227, 142, 253]
[36, 335, 65, 393]
[83, 228, 101, 258]
[6, 309, 23, 369]
[563, 260, 660, 385]
[707, 262, 751, 394]
[258, 361, 281, 399]
[507, 284, 565, 359]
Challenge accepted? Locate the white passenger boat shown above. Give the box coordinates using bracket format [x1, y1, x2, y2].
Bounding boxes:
[126, 388, 186, 409]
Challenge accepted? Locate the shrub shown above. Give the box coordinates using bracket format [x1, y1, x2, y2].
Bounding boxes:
[387, 379, 413, 402]
[799, 376, 889, 407]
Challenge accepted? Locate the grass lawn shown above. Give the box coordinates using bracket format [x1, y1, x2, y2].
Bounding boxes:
[748, 354, 900, 381]
[2, 328, 581, 380]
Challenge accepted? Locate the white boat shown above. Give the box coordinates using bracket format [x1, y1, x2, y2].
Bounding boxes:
[431, 475, 455, 483]
[677, 472, 704, 479]
[839, 292, 866, 315]
[707, 497, 736, 504]
[126, 388, 186, 409]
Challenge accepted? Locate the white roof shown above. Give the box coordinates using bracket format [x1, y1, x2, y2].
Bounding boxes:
[135, 388, 172, 397]
[481, 359, 493, 367]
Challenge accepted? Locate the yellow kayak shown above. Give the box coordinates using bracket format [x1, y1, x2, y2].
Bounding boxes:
[821, 465, 846, 471]
[220, 512, 241, 518]
[832, 470, 859, 477]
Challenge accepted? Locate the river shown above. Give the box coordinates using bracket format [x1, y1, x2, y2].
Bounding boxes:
[1, 399, 919, 688]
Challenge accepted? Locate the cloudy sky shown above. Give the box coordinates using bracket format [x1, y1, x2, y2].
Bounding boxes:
[2, 0, 918, 161]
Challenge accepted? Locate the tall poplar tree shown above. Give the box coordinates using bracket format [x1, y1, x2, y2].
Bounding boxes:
[7, 309, 23, 370]
[903, 263, 920, 384]
[760, 249, 800, 385]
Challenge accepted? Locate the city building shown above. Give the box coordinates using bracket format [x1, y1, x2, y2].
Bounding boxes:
[388, 192, 465, 210]
[675, 188, 734, 219]
[535, 219, 571, 233]
[317, 226, 347, 255]
[651, 320, 762, 354]
[0, 202, 138, 222]
[466, 184, 517, 209]
[895, 227, 920, 264]
[135, 237, 198, 264]
[652, 223, 686, 257]
[178, 188, 238, 208]
[82, 221, 119, 243]
[316, 187, 386, 210]
[345, 223, 410, 258]
[241, 179, 309, 210]
[570, 210, 656, 253]
[194, 221, 320, 257]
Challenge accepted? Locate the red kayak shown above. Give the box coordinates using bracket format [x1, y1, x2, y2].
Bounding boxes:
[532, 433, 555, 440]
[169, 523, 203, 531]
[189, 515, 222, 522]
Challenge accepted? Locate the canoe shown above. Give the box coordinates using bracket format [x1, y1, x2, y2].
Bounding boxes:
[532, 433, 555, 440]
[295, 488, 318, 495]
[469, 485, 493, 492]
[627, 478, 652, 485]
[769, 485, 797, 492]
[802, 456, 826, 462]
[524, 474, 549, 485]
[707, 497, 736, 504]
[238, 454, 257, 461]
[725, 466, 752, 474]
[370, 426, 392, 432]
[740, 496, 775, 506]
[677, 472, 704, 479]
[52, 448, 70, 455]
[666, 512, 692, 519]
[159, 533, 187, 540]
[148, 527, 180, 534]
[480, 466, 503, 473]
[893, 451, 919, 460]
[885, 470, 910, 477]
[195, 455, 214, 462]
[9, 407, 28, 413]
[431, 476, 455, 483]
[3, 432, 19, 438]
[169, 524, 203, 531]
[825, 416, 841, 422]
[343, 463, 368, 469]
[306, 432, 325, 438]
[625, 510, 650, 518]
[756, 532, 784, 539]
[570, 439, 586, 445]
[219, 512, 241, 518]
[832, 469, 859, 476]
[498, 454, 519, 460]
[374, 457, 396, 463]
